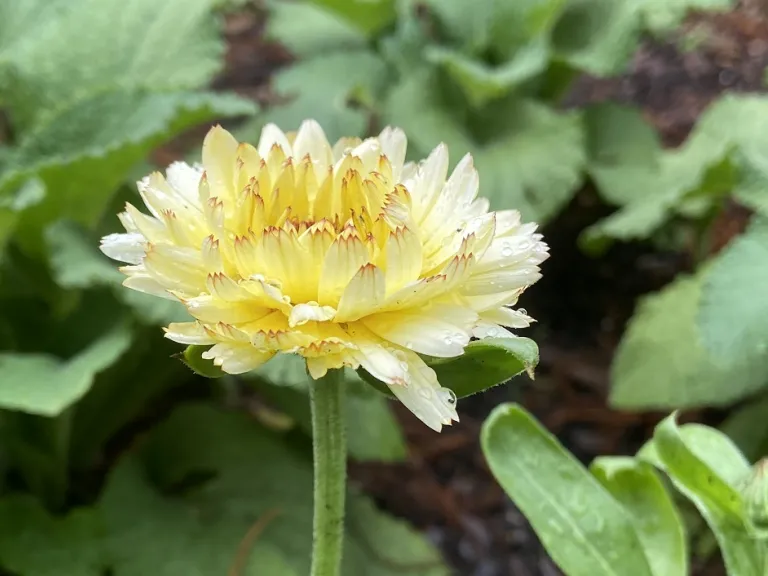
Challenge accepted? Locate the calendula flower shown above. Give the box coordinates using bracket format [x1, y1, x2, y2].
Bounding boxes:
[100, 121, 548, 431]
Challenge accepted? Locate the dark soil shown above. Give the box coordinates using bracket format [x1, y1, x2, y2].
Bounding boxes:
[198, 3, 768, 574]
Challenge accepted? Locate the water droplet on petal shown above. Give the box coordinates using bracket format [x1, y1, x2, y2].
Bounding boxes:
[437, 388, 457, 406]
[487, 327, 499, 337]
[405, 341, 414, 349]
[518, 308, 527, 315]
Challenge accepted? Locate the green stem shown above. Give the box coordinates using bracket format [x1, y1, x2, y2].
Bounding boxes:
[309, 369, 347, 576]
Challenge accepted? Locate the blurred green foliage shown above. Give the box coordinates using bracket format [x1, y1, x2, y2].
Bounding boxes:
[0, 0, 444, 573]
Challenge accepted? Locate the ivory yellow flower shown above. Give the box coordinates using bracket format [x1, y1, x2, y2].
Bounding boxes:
[100, 121, 548, 431]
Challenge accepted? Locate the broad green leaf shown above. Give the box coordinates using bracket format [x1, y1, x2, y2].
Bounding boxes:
[649, 415, 762, 576]
[44, 220, 189, 325]
[584, 103, 662, 206]
[551, 0, 641, 76]
[2, 91, 256, 255]
[425, 40, 549, 107]
[591, 457, 687, 576]
[259, 52, 387, 142]
[45, 221, 123, 289]
[427, 337, 539, 397]
[481, 404, 655, 576]
[133, 404, 445, 575]
[0, 495, 105, 575]
[583, 94, 768, 249]
[698, 218, 768, 381]
[265, 1, 367, 57]
[384, 73, 585, 222]
[0, 0, 224, 127]
[611, 273, 766, 410]
[0, 323, 132, 416]
[307, 0, 396, 36]
[359, 337, 538, 399]
[0, 404, 444, 575]
[255, 369, 408, 462]
[720, 395, 768, 463]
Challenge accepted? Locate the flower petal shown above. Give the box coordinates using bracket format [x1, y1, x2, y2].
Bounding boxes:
[202, 343, 275, 374]
[289, 302, 337, 327]
[362, 304, 476, 357]
[258, 123, 292, 158]
[164, 322, 216, 345]
[100, 232, 146, 264]
[335, 264, 385, 322]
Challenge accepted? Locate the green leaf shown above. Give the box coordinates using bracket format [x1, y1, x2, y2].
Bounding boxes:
[0, 495, 105, 575]
[584, 103, 662, 206]
[0, 323, 133, 416]
[0, 0, 225, 128]
[428, 337, 539, 397]
[584, 94, 768, 248]
[551, 0, 642, 76]
[359, 337, 538, 399]
[720, 394, 768, 463]
[591, 457, 688, 576]
[698, 218, 768, 381]
[610, 273, 766, 410]
[178, 345, 226, 379]
[384, 73, 585, 223]
[254, 368, 408, 462]
[44, 220, 190, 325]
[306, 0, 396, 36]
[481, 404, 655, 576]
[0, 404, 444, 575]
[425, 40, 549, 107]
[258, 52, 387, 143]
[648, 414, 762, 576]
[265, 1, 367, 57]
[2, 91, 256, 255]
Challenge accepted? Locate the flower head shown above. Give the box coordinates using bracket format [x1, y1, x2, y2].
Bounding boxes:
[101, 121, 548, 431]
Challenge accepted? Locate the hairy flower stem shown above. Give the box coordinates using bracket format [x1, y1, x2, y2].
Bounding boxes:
[309, 369, 347, 576]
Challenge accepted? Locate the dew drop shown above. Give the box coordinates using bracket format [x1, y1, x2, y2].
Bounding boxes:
[518, 308, 527, 315]
[405, 341, 414, 349]
[487, 327, 499, 337]
[501, 242, 513, 257]
[437, 388, 457, 406]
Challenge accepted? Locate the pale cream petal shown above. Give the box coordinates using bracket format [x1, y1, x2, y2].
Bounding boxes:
[378, 126, 407, 182]
[122, 273, 175, 300]
[386, 350, 459, 432]
[100, 232, 146, 264]
[406, 143, 449, 222]
[258, 123, 292, 158]
[362, 304, 476, 357]
[461, 267, 542, 296]
[164, 322, 216, 345]
[202, 343, 275, 374]
[289, 303, 337, 327]
[480, 306, 534, 329]
[332, 136, 363, 161]
[166, 161, 204, 205]
[472, 321, 516, 339]
[349, 138, 381, 174]
[182, 294, 273, 324]
[318, 231, 370, 307]
[383, 227, 422, 296]
[306, 353, 359, 379]
[203, 125, 240, 197]
[335, 264, 385, 322]
[292, 120, 333, 171]
[143, 245, 207, 294]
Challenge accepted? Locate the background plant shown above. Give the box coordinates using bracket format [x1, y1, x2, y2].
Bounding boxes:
[2, 0, 768, 574]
